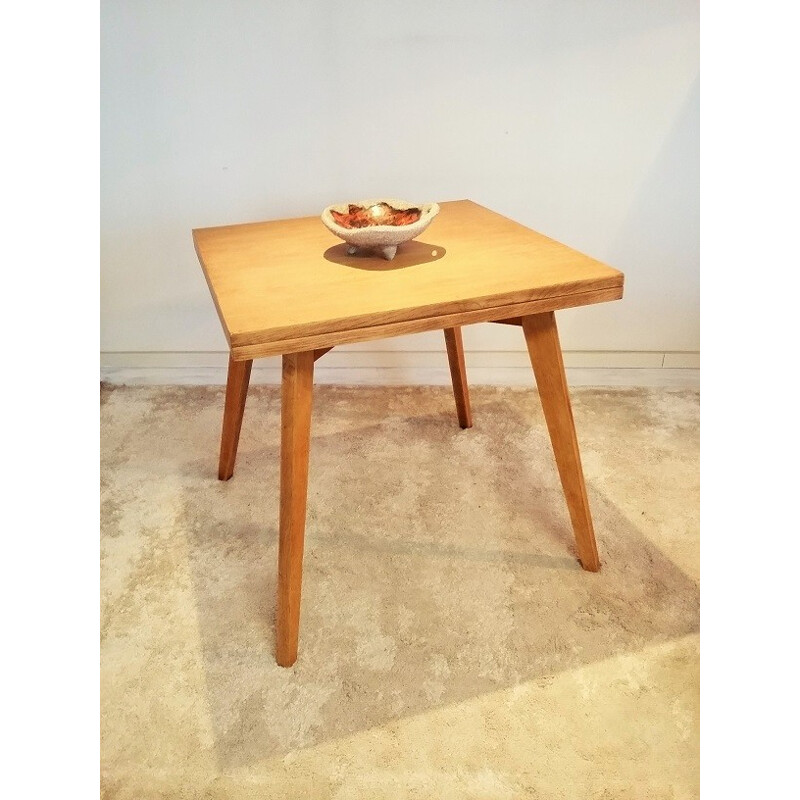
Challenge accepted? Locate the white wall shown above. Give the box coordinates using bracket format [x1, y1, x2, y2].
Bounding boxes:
[101, 1, 699, 383]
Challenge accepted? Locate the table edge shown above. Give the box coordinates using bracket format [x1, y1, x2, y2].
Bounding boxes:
[229, 273, 623, 349]
[230, 282, 624, 360]
[193, 230, 233, 347]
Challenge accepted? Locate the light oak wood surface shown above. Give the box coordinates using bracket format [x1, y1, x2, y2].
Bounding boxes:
[231, 286, 621, 361]
[276, 351, 315, 667]
[194, 200, 623, 360]
[522, 313, 600, 571]
[218, 356, 252, 480]
[443, 327, 472, 428]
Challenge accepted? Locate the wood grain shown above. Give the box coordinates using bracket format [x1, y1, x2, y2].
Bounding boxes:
[275, 351, 315, 667]
[218, 356, 252, 480]
[522, 313, 600, 572]
[194, 200, 624, 358]
[443, 327, 472, 428]
[230, 286, 622, 361]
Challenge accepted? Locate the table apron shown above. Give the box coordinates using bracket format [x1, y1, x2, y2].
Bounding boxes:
[230, 285, 622, 360]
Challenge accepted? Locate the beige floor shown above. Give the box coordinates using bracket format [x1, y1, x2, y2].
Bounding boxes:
[100, 384, 699, 799]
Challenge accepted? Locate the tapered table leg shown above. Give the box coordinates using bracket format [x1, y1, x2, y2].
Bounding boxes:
[276, 351, 315, 667]
[218, 355, 253, 480]
[521, 312, 601, 572]
[443, 327, 473, 429]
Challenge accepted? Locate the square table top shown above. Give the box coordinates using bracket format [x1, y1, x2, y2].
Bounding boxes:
[193, 199, 624, 359]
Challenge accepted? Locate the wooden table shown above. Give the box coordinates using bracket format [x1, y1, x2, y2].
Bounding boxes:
[193, 199, 624, 666]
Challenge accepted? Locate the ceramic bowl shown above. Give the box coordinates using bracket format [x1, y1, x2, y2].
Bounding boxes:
[321, 198, 440, 260]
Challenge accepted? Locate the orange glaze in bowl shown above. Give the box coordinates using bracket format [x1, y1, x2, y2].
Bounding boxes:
[329, 203, 422, 229]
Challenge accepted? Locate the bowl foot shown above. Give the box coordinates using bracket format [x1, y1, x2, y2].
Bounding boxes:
[345, 244, 399, 260]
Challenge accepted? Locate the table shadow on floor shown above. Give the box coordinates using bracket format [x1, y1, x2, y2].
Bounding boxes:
[177, 391, 699, 771]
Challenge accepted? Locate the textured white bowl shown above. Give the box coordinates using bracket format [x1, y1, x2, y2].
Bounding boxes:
[321, 198, 440, 260]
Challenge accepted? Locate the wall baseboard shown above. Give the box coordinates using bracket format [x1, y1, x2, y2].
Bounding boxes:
[100, 351, 700, 388]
